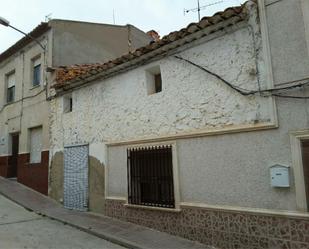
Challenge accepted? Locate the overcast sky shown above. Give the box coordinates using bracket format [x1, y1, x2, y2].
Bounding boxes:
[0, 0, 246, 53]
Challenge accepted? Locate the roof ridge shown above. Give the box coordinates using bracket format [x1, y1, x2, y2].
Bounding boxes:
[54, 0, 252, 89]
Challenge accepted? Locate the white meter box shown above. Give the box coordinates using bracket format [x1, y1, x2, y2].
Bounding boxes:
[270, 164, 290, 187]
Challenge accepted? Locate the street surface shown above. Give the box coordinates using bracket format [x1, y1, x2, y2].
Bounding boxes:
[0, 195, 125, 249]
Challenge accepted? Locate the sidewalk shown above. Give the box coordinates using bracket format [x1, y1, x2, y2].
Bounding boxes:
[0, 177, 211, 249]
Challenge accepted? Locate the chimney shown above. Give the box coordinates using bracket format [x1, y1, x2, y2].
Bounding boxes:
[147, 30, 160, 42]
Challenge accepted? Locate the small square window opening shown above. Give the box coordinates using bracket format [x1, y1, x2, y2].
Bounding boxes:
[146, 66, 162, 95]
[154, 73, 162, 93]
[63, 94, 73, 113]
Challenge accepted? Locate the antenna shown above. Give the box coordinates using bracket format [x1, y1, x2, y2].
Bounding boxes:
[45, 13, 52, 22]
[184, 0, 223, 21]
[112, 9, 115, 24]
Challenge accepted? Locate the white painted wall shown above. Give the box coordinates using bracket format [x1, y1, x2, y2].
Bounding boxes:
[49, 1, 309, 211]
[50, 3, 294, 210]
[107, 93, 309, 211]
[50, 24, 274, 150]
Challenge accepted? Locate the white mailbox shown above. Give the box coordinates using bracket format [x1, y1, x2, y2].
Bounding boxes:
[270, 164, 290, 187]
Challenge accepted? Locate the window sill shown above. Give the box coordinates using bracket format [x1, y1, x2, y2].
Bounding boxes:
[29, 84, 41, 90]
[24, 162, 41, 166]
[124, 203, 181, 213]
[4, 101, 15, 106]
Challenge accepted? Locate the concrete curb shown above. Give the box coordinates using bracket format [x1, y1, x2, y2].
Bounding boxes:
[35, 211, 144, 249]
[0, 186, 142, 249]
[0, 178, 210, 249]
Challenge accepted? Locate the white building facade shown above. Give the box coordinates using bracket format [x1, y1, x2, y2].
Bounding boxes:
[50, 0, 309, 248]
[0, 20, 150, 194]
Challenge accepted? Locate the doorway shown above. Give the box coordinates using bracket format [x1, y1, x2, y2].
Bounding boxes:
[63, 144, 89, 211]
[8, 133, 19, 178]
[301, 140, 309, 210]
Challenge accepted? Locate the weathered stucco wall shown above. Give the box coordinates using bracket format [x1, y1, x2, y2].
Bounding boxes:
[265, 0, 309, 85]
[107, 93, 309, 211]
[301, 0, 309, 57]
[88, 156, 105, 213]
[49, 152, 105, 213]
[51, 20, 150, 66]
[0, 32, 52, 156]
[50, 22, 274, 149]
[49, 151, 64, 202]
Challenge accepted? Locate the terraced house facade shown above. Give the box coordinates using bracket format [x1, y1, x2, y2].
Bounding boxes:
[49, 0, 309, 248]
[0, 20, 150, 194]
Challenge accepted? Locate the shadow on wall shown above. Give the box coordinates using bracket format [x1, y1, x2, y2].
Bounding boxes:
[49, 151, 64, 202]
[49, 152, 105, 213]
[89, 156, 105, 213]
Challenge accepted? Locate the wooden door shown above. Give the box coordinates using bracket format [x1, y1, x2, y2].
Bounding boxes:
[301, 140, 309, 210]
[8, 134, 19, 178]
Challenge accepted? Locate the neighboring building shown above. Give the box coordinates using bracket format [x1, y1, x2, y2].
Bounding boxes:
[0, 19, 151, 195]
[47, 0, 309, 248]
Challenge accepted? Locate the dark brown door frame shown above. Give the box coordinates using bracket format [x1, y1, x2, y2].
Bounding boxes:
[301, 139, 309, 211]
[8, 133, 19, 178]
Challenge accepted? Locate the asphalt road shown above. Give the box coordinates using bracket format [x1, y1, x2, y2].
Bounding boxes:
[0, 195, 125, 249]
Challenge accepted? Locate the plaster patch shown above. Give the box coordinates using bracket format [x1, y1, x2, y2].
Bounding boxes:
[89, 143, 107, 166]
[49, 151, 64, 203]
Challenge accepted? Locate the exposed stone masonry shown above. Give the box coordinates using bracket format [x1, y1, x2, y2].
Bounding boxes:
[105, 199, 309, 249]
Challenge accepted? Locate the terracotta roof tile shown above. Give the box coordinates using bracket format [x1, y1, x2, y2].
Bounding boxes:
[54, 1, 251, 89]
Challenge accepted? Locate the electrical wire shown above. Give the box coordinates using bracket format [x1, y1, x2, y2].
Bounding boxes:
[0, 89, 45, 114]
[174, 55, 252, 95]
[174, 55, 309, 99]
[271, 94, 309, 99]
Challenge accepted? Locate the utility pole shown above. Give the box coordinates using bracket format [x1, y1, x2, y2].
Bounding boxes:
[184, 0, 223, 21]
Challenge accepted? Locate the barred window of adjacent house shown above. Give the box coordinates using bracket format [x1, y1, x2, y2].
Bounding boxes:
[6, 72, 15, 103]
[127, 145, 175, 208]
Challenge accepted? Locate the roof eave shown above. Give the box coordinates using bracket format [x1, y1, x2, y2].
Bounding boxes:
[53, 13, 248, 95]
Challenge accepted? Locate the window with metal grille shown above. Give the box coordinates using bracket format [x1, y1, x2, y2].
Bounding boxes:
[127, 145, 175, 208]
